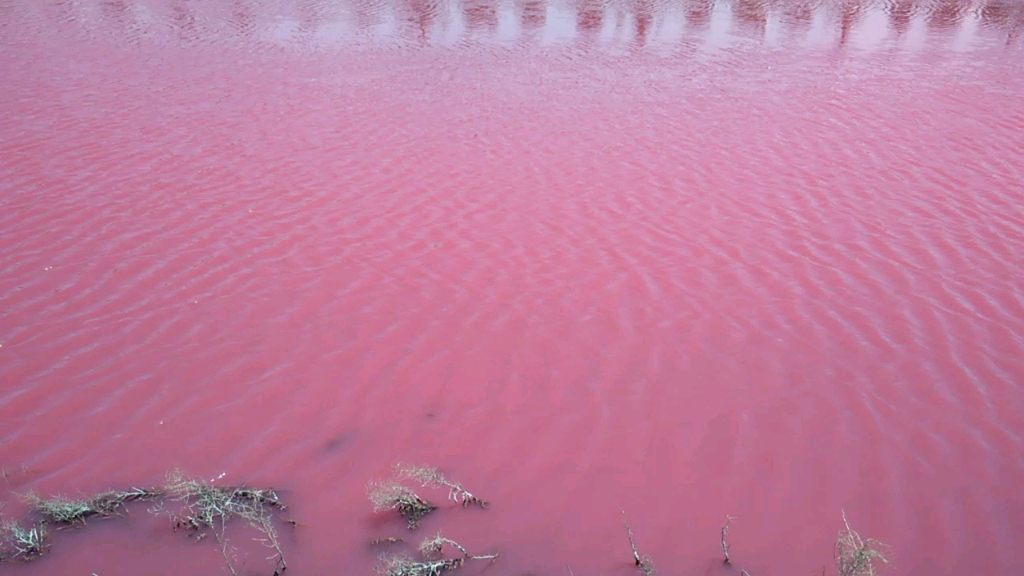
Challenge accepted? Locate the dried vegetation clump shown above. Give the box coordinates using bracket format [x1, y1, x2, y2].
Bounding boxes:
[162, 469, 284, 530]
[368, 463, 487, 529]
[28, 488, 160, 524]
[159, 470, 288, 576]
[368, 479, 438, 529]
[0, 519, 46, 561]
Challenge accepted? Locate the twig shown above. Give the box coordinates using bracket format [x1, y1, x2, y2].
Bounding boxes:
[255, 509, 287, 573]
[214, 515, 239, 576]
[722, 515, 736, 564]
[622, 511, 655, 576]
[623, 511, 641, 566]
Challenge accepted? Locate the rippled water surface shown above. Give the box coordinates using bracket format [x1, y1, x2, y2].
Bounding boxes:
[2, 0, 1024, 574]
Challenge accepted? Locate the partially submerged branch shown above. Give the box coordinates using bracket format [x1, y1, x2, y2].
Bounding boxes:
[622, 511, 655, 576]
[721, 515, 736, 563]
[214, 515, 239, 576]
[395, 463, 488, 508]
[253, 501, 288, 575]
[835, 511, 891, 576]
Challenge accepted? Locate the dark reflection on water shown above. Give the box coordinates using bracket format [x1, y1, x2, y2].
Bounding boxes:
[36, 0, 1024, 51]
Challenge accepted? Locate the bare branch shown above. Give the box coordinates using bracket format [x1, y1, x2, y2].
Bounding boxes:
[214, 515, 239, 576]
[252, 503, 287, 573]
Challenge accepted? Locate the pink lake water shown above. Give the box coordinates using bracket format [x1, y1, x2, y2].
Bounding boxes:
[1, 0, 1024, 574]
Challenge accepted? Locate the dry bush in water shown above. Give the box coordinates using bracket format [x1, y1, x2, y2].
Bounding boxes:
[377, 532, 498, 576]
[835, 511, 891, 576]
[160, 470, 289, 576]
[394, 463, 488, 508]
[368, 478, 438, 529]
[369, 463, 488, 529]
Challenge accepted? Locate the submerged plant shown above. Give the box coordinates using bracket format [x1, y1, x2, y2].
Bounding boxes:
[379, 553, 465, 576]
[395, 463, 487, 508]
[418, 532, 471, 558]
[835, 511, 891, 576]
[368, 479, 437, 529]
[28, 488, 160, 525]
[27, 495, 92, 525]
[0, 519, 47, 560]
[163, 470, 283, 527]
[161, 470, 288, 576]
[378, 533, 498, 576]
